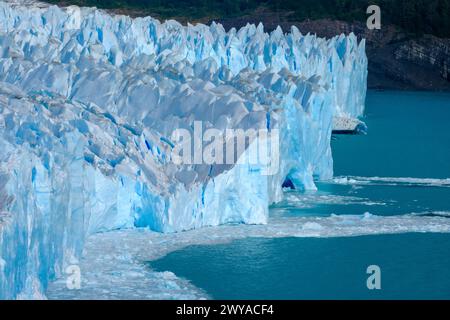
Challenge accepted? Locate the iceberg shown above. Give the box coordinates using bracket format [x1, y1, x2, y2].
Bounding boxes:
[0, 0, 367, 299]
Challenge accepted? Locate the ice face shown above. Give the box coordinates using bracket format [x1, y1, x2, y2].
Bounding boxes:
[0, 1, 367, 299]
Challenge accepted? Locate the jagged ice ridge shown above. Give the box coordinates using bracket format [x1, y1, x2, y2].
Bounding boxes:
[0, 0, 367, 298]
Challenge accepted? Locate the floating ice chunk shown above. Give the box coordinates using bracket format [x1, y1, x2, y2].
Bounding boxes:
[302, 222, 324, 230]
[332, 116, 367, 134]
[331, 176, 450, 187]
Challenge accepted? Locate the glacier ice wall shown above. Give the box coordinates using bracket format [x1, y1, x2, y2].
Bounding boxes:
[0, 1, 367, 299]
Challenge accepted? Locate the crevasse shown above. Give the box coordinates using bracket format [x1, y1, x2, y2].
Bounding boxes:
[0, 1, 367, 299]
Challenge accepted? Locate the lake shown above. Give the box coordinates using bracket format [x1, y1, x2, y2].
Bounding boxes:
[150, 91, 450, 299]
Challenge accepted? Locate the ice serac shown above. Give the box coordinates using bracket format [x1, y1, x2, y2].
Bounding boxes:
[0, 1, 367, 298]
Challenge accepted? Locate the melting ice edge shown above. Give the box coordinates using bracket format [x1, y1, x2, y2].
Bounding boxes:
[0, 0, 370, 299]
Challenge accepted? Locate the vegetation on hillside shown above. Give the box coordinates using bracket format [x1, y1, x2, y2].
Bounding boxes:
[46, 0, 450, 37]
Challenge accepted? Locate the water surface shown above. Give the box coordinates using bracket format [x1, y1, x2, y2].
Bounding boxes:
[151, 91, 450, 299]
[151, 233, 450, 299]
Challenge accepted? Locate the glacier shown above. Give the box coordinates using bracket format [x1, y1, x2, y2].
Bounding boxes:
[0, 0, 367, 299]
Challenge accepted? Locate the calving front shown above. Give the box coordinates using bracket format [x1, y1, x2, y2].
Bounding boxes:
[0, 0, 367, 299]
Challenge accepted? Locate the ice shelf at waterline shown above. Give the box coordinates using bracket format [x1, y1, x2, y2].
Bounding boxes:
[0, 0, 367, 299]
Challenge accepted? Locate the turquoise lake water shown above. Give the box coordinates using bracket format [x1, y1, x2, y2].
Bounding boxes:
[151, 91, 450, 299]
[151, 234, 450, 299]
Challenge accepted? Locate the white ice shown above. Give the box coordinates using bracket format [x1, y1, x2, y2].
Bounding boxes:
[0, 0, 367, 299]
